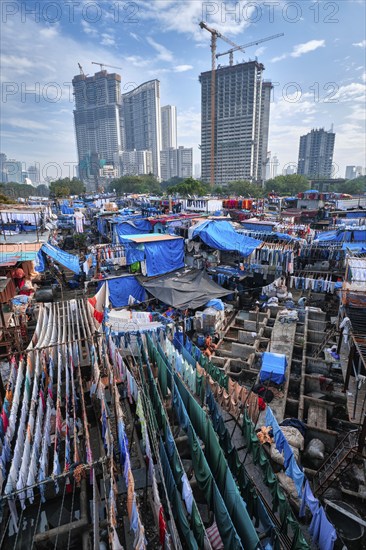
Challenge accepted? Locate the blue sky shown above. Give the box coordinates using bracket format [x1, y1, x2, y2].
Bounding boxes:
[1, 0, 365, 182]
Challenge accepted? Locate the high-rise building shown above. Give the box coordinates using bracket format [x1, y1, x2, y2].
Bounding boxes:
[297, 128, 335, 178]
[160, 148, 178, 181]
[4, 159, 23, 183]
[345, 165, 364, 180]
[200, 61, 272, 186]
[0, 153, 7, 182]
[177, 146, 193, 178]
[122, 80, 162, 179]
[28, 164, 40, 185]
[161, 105, 177, 150]
[160, 146, 193, 181]
[194, 163, 201, 179]
[119, 150, 153, 176]
[72, 70, 123, 179]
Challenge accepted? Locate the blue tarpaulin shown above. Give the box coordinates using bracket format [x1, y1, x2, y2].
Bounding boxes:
[115, 220, 151, 240]
[145, 239, 184, 276]
[205, 299, 224, 310]
[314, 229, 366, 243]
[274, 232, 302, 242]
[242, 222, 275, 232]
[193, 221, 261, 257]
[41, 243, 80, 274]
[34, 250, 45, 272]
[133, 219, 152, 231]
[260, 352, 286, 385]
[61, 202, 74, 215]
[105, 276, 146, 307]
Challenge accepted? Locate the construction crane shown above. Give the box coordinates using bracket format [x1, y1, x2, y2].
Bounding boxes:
[199, 21, 249, 186]
[216, 33, 284, 65]
[91, 61, 122, 72]
[78, 62, 85, 75]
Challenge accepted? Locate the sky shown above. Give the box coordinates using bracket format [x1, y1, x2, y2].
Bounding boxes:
[1, 0, 366, 182]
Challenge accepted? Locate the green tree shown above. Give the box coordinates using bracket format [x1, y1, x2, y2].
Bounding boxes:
[49, 177, 85, 197]
[109, 175, 162, 195]
[161, 176, 184, 190]
[1, 182, 36, 200]
[212, 185, 226, 196]
[167, 177, 209, 197]
[335, 176, 366, 195]
[227, 180, 265, 198]
[264, 174, 310, 195]
[35, 184, 50, 197]
[0, 191, 16, 204]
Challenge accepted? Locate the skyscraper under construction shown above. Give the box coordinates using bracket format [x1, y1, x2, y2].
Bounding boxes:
[200, 61, 272, 186]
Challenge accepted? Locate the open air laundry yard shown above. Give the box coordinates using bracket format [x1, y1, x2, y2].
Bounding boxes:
[0, 191, 365, 550]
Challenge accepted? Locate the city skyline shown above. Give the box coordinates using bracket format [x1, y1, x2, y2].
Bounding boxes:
[1, 1, 366, 181]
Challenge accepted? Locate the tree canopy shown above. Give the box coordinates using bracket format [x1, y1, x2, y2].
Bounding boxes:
[0, 191, 16, 204]
[226, 180, 265, 198]
[108, 174, 162, 195]
[335, 176, 366, 195]
[160, 176, 185, 190]
[264, 174, 310, 195]
[167, 177, 209, 197]
[49, 177, 85, 197]
[0, 182, 43, 200]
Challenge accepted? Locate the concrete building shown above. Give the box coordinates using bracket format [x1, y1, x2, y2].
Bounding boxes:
[194, 163, 201, 179]
[119, 150, 153, 176]
[160, 146, 193, 181]
[177, 146, 193, 178]
[4, 159, 23, 183]
[297, 128, 335, 178]
[160, 148, 178, 181]
[72, 70, 123, 179]
[0, 153, 8, 183]
[345, 165, 364, 180]
[122, 80, 162, 179]
[28, 165, 40, 185]
[200, 61, 272, 186]
[161, 105, 177, 150]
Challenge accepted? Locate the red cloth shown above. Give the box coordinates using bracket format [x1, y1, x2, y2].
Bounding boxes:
[159, 506, 166, 548]
[258, 396, 266, 411]
[1, 410, 9, 433]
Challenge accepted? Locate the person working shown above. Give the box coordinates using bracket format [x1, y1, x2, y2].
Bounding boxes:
[203, 333, 217, 358]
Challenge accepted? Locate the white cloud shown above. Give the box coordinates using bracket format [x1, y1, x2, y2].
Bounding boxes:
[39, 27, 58, 39]
[137, 0, 252, 43]
[334, 82, 366, 102]
[254, 47, 266, 57]
[146, 37, 174, 62]
[130, 32, 141, 42]
[6, 118, 49, 130]
[271, 39, 325, 62]
[292, 39, 325, 57]
[352, 39, 366, 47]
[174, 65, 193, 72]
[101, 33, 115, 47]
[125, 55, 150, 68]
[81, 20, 97, 36]
[177, 109, 201, 145]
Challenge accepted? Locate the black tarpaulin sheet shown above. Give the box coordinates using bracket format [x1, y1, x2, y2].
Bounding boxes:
[138, 268, 232, 309]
